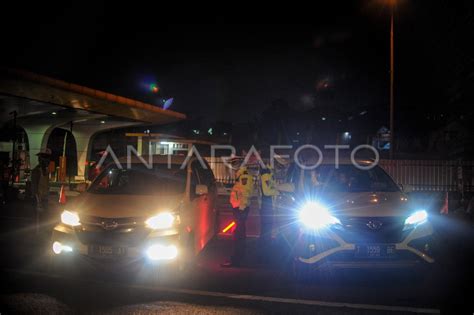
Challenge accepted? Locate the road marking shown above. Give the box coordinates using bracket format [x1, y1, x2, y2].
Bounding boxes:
[133, 286, 440, 314]
[5, 268, 440, 314]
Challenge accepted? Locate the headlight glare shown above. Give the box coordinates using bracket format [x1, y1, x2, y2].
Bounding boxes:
[405, 210, 428, 226]
[145, 212, 175, 230]
[299, 202, 341, 229]
[146, 244, 178, 260]
[52, 241, 73, 254]
[61, 210, 81, 226]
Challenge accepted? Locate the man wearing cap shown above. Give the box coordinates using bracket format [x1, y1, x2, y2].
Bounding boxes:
[31, 148, 52, 215]
[221, 166, 254, 268]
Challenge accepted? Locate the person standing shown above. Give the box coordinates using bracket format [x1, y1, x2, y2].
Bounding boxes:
[259, 165, 279, 261]
[221, 166, 254, 268]
[31, 148, 51, 233]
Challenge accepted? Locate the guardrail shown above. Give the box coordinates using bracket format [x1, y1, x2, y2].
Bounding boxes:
[206, 157, 474, 193]
[379, 160, 473, 192]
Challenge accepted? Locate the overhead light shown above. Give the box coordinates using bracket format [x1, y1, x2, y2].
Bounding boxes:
[100, 120, 105, 124]
[52, 112, 57, 115]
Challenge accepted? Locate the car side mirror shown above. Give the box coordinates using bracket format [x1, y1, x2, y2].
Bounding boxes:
[195, 184, 208, 196]
[277, 182, 295, 193]
[76, 182, 88, 193]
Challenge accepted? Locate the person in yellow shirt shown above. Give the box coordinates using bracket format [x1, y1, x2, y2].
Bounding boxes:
[221, 166, 254, 268]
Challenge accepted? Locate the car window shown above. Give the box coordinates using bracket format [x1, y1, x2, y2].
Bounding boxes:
[89, 164, 186, 195]
[290, 164, 399, 193]
[191, 160, 215, 193]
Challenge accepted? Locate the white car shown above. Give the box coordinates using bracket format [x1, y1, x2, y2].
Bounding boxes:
[51, 155, 217, 279]
[275, 160, 435, 276]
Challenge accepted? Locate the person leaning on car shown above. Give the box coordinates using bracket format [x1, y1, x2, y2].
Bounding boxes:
[221, 166, 254, 268]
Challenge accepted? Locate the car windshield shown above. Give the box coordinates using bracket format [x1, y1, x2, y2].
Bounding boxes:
[89, 163, 186, 195]
[292, 164, 399, 193]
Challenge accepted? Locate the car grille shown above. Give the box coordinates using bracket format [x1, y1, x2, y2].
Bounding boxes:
[333, 216, 407, 244]
[76, 215, 149, 246]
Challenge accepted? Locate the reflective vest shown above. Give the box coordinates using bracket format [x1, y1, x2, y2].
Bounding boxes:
[230, 173, 254, 210]
[261, 172, 279, 197]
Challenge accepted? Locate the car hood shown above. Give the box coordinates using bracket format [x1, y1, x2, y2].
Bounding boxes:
[318, 191, 410, 217]
[67, 192, 184, 218]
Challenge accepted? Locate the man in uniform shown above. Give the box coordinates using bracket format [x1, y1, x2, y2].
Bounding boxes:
[221, 166, 254, 268]
[31, 148, 51, 233]
[31, 149, 51, 211]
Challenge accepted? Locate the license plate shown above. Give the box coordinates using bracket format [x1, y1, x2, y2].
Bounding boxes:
[89, 245, 127, 257]
[355, 244, 396, 258]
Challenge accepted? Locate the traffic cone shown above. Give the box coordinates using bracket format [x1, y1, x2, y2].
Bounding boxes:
[59, 185, 67, 204]
[440, 191, 449, 214]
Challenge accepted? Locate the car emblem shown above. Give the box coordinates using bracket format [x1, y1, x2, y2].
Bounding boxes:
[102, 220, 119, 230]
[366, 220, 383, 230]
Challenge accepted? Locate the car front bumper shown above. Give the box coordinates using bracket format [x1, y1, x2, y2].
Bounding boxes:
[294, 221, 435, 269]
[51, 224, 181, 267]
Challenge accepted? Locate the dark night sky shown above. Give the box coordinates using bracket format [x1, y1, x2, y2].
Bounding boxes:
[3, 1, 473, 126]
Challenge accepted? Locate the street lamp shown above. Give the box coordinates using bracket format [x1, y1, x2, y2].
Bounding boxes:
[389, 0, 396, 159]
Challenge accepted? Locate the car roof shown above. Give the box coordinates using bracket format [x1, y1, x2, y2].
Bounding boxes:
[116, 154, 197, 165]
[294, 158, 376, 167]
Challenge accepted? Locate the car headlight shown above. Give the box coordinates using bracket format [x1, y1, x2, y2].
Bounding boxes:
[299, 202, 341, 229]
[61, 210, 81, 227]
[145, 212, 176, 230]
[404, 210, 428, 226]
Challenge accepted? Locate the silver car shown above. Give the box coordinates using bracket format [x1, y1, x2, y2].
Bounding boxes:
[275, 160, 435, 277]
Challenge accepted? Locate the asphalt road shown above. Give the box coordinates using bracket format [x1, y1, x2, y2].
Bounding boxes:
[1, 199, 474, 314]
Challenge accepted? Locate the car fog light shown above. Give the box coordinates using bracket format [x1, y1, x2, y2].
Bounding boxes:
[52, 241, 73, 254]
[146, 244, 178, 261]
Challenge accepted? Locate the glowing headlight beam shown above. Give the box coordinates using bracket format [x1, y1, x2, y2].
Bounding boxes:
[61, 210, 81, 227]
[405, 210, 428, 226]
[299, 202, 341, 230]
[146, 244, 178, 260]
[145, 212, 175, 230]
[52, 241, 73, 254]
